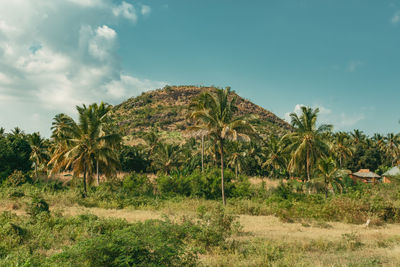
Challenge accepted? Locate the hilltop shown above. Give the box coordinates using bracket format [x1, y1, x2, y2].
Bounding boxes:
[111, 85, 291, 143]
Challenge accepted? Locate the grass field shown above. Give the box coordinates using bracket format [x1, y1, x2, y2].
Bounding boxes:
[2, 198, 400, 266]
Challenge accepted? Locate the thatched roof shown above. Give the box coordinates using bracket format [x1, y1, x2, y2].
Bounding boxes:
[352, 169, 381, 179]
[383, 166, 400, 177]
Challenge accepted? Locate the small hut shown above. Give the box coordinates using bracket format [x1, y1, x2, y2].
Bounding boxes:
[350, 169, 381, 184]
[381, 166, 400, 183]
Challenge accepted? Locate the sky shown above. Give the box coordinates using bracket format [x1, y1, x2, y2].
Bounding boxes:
[1, 0, 400, 137]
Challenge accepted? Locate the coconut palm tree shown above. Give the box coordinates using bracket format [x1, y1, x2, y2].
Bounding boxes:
[317, 157, 341, 199]
[284, 106, 332, 182]
[350, 129, 366, 146]
[151, 142, 181, 174]
[227, 142, 247, 179]
[381, 133, 400, 166]
[189, 92, 213, 172]
[49, 103, 121, 196]
[189, 87, 255, 205]
[262, 135, 287, 177]
[330, 132, 353, 168]
[28, 132, 48, 179]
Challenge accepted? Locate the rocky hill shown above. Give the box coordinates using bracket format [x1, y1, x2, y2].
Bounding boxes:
[111, 86, 291, 144]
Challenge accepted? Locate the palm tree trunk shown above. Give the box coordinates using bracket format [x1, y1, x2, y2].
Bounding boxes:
[235, 164, 238, 180]
[201, 135, 204, 172]
[220, 139, 226, 206]
[306, 148, 310, 182]
[325, 178, 328, 199]
[96, 160, 100, 186]
[83, 167, 87, 197]
[35, 162, 38, 180]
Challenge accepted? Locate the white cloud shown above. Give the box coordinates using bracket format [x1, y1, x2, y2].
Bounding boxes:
[87, 25, 117, 61]
[105, 74, 166, 99]
[392, 11, 400, 24]
[284, 104, 364, 130]
[0, 72, 12, 84]
[141, 5, 151, 16]
[346, 61, 363, 72]
[67, 0, 105, 7]
[113, 1, 138, 22]
[0, 0, 164, 135]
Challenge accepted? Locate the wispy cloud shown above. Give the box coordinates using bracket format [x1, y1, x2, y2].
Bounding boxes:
[346, 61, 364, 72]
[391, 11, 400, 24]
[284, 104, 365, 130]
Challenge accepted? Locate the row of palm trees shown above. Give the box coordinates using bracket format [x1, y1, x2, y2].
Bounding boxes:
[6, 87, 400, 203]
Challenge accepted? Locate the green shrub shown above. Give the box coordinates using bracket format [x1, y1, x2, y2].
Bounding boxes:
[51, 219, 197, 267]
[26, 196, 50, 217]
[122, 173, 154, 196]
[5, 170, 32, 186]
[157, 168, 250, 200]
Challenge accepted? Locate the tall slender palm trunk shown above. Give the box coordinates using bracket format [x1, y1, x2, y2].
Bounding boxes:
[83, 167, 87, 197]
[220, 139, 226, 206]
[35, 162, 38, 180]
[201, 135, 204, 172]
[306, 148, 310, 182]
[96, 160, 100, 186]
[235, 164, 238, 180]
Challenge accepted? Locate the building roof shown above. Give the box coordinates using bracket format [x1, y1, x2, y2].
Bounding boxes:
[352, 169, 381, 179]
[383, 166, 400, 177]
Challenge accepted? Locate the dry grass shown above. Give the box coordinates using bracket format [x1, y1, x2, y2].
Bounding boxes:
[54, 205, 161, 222]
[2, 199, 400, 266]
[248, 177, 281, 190]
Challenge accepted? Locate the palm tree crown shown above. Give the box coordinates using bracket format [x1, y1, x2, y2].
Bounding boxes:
[190, 87, 255, 205]
[284, 106, 332, 181]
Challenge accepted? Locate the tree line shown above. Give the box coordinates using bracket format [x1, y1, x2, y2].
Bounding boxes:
[1, 87, 399, 204]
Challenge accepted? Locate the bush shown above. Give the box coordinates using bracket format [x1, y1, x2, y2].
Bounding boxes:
[122, 173, 154, 196]
[186, 205, 241, 249]
[157, 168, 252, 199]
[26, 196, 50, 217]
[51, 219, 197, 267]
[5, 170, 31, 187]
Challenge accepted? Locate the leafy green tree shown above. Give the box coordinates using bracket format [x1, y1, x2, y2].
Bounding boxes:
[49, 103, 121, 195]
[330, 132, 353, 168]
[151, 142, 182, 174]
[119, 145, 150, 173]
[381, 133, 400, 166]
[262, 135, 288, 178]
[28, 132, 49, 179]
[227, 141, 246, 179]
[0, 129, 32, 181]
[190, 87, 255, 205]
[317, 157, 341, 198]
[284, 106, 332, 182]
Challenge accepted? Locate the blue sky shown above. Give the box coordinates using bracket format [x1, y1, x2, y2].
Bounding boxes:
[0, 0, 400, 136]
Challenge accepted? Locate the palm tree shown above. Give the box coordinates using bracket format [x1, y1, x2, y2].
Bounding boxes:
[151, 142, 181, 174]
[350, 129, 366, 146]
[317, 157, 341, 199]
[190, 87, 255, 205]
[262, 135, 287, 177]
[381, 133, 400, 166]
[330, 132, 353, 168]
[88, 102, 116, 185]
[189, 93, 213, 172]
[49, 103, 121, 196]
[28, 132, 48, 179]
[227, 142, 246, 179]
[284, 106, 332, 182]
